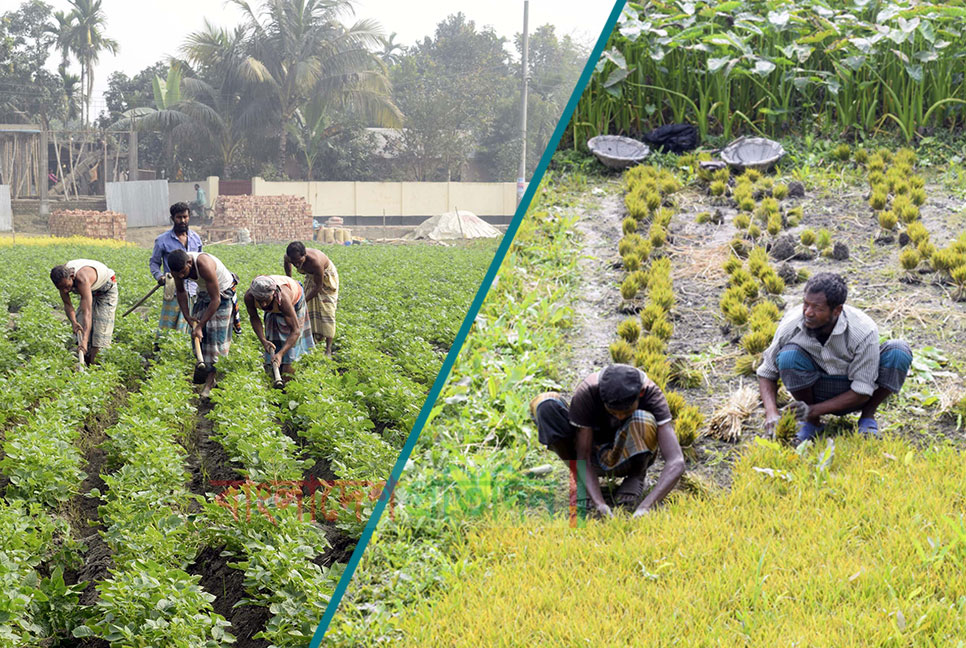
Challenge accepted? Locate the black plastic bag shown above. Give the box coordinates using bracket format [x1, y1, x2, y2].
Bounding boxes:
[642, 124, 698, 153]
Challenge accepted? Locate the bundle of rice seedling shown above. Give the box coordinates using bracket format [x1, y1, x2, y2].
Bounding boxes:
[708, 385, 761, 442]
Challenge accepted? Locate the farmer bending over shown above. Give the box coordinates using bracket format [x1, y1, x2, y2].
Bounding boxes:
[758, 272, 912, 442]
[530, 364, 685, 518]
[168, 249, 238, 397]
[50, 259, 118, 365]
[284, 241, 339, 356]
[245, 275, 315, 382]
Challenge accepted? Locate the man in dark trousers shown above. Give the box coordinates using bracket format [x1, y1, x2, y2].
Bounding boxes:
[758, 272, 913, 442]
[530, 364, 685, 518]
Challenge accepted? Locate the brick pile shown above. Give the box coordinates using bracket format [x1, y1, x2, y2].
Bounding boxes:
[212, 195, 312, 242]
[49, 210, 127, 241]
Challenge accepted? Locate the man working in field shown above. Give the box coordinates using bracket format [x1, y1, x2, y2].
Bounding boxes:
[245, 275, 315, 382]
[149, 202, 203, 333]
[167, 249, 238, 396]
[530, 364, 685, 518]
[50, 259, 118, 365]
[283, 241, 339, 356]
[758, 272, 912, 442]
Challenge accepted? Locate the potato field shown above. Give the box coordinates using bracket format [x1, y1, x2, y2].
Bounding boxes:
[0, 236, 494, 647]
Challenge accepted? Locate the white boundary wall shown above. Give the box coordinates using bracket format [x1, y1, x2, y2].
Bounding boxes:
[0, 185, 10, 231]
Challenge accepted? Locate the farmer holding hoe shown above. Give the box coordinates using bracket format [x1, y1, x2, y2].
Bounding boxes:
[50, 258, 118, 365]
[283, 241, 339, 356]
[167, 249, 238, 397]
[149, 202, 202, 334]
[530, 364, 685, 519]
[758, 272, 913, 443]
[244, 275, 315, 383]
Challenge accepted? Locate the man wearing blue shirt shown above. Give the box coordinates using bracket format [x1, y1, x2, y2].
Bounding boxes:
[150, 202, 203, 333]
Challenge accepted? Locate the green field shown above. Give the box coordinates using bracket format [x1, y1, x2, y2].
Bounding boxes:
[0, 236, 495, 647]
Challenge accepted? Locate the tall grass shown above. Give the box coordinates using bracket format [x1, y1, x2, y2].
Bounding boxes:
[396, 436, 966, 647]
[569, 0, 966, 145]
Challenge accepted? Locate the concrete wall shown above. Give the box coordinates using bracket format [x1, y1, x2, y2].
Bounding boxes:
[250, 178, 517, 217]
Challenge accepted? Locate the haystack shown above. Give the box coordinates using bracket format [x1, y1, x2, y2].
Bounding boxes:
[406, 209, 501, 241]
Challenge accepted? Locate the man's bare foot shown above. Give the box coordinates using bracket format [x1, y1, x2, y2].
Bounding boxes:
[200, 371, 216, 398]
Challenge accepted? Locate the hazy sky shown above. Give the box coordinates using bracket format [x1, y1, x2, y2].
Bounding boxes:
[32, 0, 616, 116]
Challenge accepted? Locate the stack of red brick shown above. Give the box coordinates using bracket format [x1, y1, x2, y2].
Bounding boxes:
[212, 195, 312, 242]
[49, 210, 127, 241]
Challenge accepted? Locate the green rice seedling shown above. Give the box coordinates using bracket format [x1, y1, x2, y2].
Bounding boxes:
[729, 237, 748, 258]
[619, 234, 643, 256]
[760, 197, 780, 215]
[617, 318, 641, 343]
[637, 350, 668, 379]
[675, 406, 704, 455]
[740, 278, 759, 300]
[654, 208, 674, 229]
[930, 248, 958, 274]
[774, 409, 798, 444]
[637, 335, 665, 356]
[747, 247, 768, 278]
[723, 257, 742, 275]
[748, 315, 777, 341]
[772, 183, 788, 200]
[877, 148, 894, 164]
[878, 210, 898, 231]
[649, 284, 675, 312]
[649, 225, 667, 248]
[854, 148, 869, 164]
[816, 229, 832, 250]
[867, 154, 885, 172]
[665, 391, 687, 419]
[797, 268, 810, 283]
[710, 180, 727, 196]
[895, 147, 916, 166]
[899, 203, 919, 224]
[733, 182, 753, 202]
[899, 248, 920, 274]
[635, 239, 653, 262]
[741, 329, 772, 355]
[669, 359, 704, 389]
[640, 303, 665, 331]
[734, 353, 759, 376]
[720, 285, 746, 309]
[697, 165, 714, 183]
[734, 213, 751, 230]
[868, 170, 885, 187]
[751, 300, 780, 323]
[761, 271, 785, 295]
[747, 224, 762, 240]
[696, 211, 712, 224]
[953, 233, 966, 254]
[910, 187, 926, 206]
[728, 267, 754, 287]
[894, 182, 910, 196]
[917, 240, 935, 260]
[906, 221, 929, 244]
[800, 229, 816, 246]
[623, 217, 638, 235]
[909, 175, 925, 190]
[766, 214, 783, 236]
[743, 168, 761, 182]
[651, 316, 673, 341]
[832, 143, 851, 161]
[620, 275, 640, 300]
[757, 177, 774, 194]
[723, 299, 750, 327]
[610, 339, 634, 364]
[650, 257, 672, 278]
[712, 168, 730, 183]
[623, 253, 642, 272]
[868, 191, 888, 211]
[951, 265, 966, 300]
[739, 196, 756, 212]
[645, 192, 662, 213]
[625, 193, 648, 220]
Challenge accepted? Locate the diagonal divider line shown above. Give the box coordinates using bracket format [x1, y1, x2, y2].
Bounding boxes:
[308, 2, 627, 643]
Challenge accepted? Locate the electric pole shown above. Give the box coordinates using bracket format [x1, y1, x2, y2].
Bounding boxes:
[516, 0, 529, 205]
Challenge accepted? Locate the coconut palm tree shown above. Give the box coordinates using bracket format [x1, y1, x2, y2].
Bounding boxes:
[230, 0, 402, 171]
[54, 0, 118, 126]
[378, 32, 404, 65]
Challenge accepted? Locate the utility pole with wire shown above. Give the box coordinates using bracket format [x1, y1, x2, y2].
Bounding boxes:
[516, 0, 529, 206]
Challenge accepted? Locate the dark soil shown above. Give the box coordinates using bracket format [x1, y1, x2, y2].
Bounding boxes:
[189, 546, 271, 648]
[186, 397, 245, 496]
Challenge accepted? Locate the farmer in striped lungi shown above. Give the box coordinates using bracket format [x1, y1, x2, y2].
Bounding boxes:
[50, 259, 118, 365]
[758, 272, 913, 443]
[149, 202, 202, 334]
[530, 364, 685, 519]
[167, 249, 238, 397]
[245, 275, 315, 382]
[283, 241, 339, 357]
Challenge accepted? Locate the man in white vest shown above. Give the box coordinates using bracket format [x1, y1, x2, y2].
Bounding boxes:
[50, 259, 118, 364]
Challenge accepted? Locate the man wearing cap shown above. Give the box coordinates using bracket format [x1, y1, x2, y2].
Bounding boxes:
[244, 275, 315, 381]
[50, 259, 118, 365]
[758, 272, 913, 442]
[530, 364, 685, 518]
